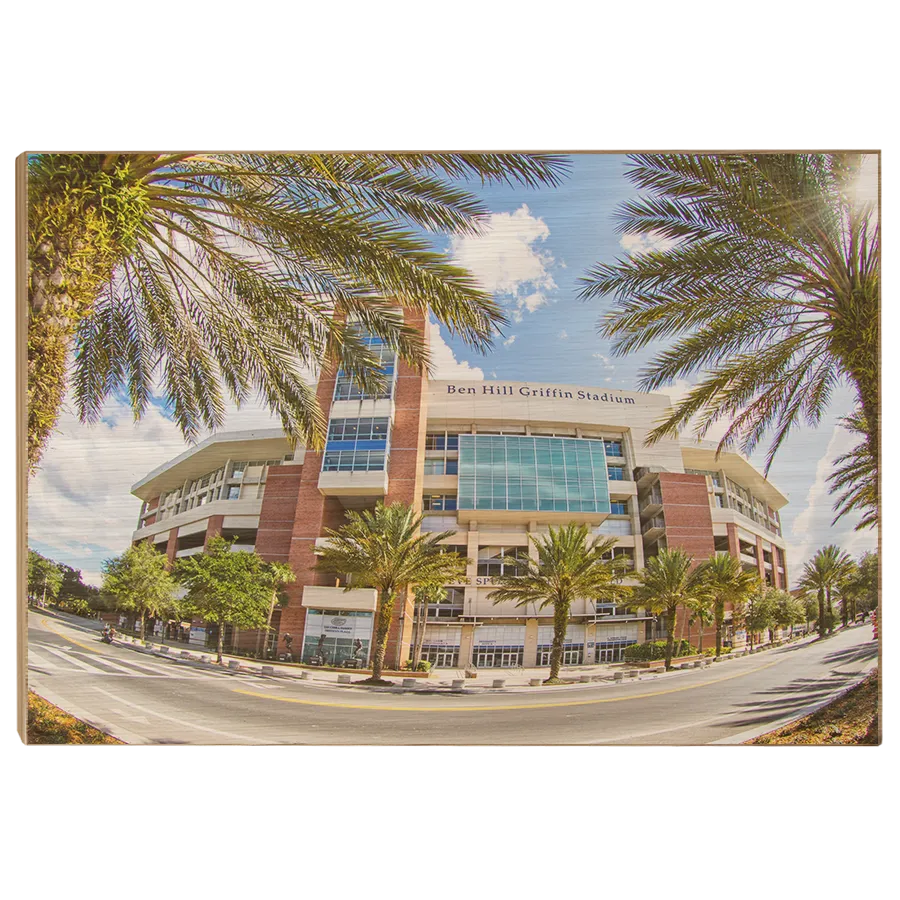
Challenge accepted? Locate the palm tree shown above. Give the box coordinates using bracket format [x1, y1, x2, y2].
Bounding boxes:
[685, 594, 714, 653]
[255, 561, 296, 659]
[828, 410, 878, 531]
[799, 545, 855, 637]
[488, 524, 629, 683]
[578, 153, 879, 526]
[26, 152, 567, 472]
[631, 547, 705, 670]
[695, 553, 761, 657]
[314, 502, 467, 684]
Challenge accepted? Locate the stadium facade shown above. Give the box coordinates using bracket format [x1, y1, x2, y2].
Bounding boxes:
[129, 318, 789, 668]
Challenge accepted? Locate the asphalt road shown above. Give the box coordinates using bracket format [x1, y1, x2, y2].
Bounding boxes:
[26, 612, 878, 745]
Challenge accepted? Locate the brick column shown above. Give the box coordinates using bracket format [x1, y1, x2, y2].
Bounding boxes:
[204, 515, 224, 547]
[658, 473, 717, 648]
[278, 360, 342, 648]
[165, 528, 179, 566]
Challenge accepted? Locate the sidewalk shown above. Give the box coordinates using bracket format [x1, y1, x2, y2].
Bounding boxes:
[34, 608, 822, 696]
[106, 628, 814, 695]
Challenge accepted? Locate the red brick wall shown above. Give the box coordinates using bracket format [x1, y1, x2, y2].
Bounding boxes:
[658, 473, 717, 648]
[256, 464, 304, 562]
[276, 359, 341, 644]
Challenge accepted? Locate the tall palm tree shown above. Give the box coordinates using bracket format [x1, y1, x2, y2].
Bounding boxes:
[26, 152, 567, 472]
[314, 502, 467, 684]
[799, 545, 855, 637]
[578, 153, 879, 526]
[488, 524, 629, 683]
[695, 553, 761, 657]
[632, 547, 705, 671]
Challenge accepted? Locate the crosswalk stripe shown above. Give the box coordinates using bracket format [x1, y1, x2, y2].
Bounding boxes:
[38, 644, 101, 672]
[68, 651, 159, 677]
[27, 650, 60, 670]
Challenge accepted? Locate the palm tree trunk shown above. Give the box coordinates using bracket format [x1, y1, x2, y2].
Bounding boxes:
[412, 599, 430, 668]
[547, 599, 570, 683]
[817, 588, 826, 638]
[140, 611, 147, 641]
[370, 589, 395, 682]
[665, 608, 677, 670]
[715, 601, 724, 657]
[216, 623, 224, 664]
[826, 587, 834, 634]
[257, 589, 277, 658]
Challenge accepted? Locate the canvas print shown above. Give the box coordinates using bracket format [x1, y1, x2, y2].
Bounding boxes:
[20, 151, 880, 745]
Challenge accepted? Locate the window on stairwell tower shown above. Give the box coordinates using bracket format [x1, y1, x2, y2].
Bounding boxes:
[332, 336, 396, 401]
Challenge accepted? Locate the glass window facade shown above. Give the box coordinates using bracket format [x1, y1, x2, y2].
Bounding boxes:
[422, 494, 457, 511]
[322, 450, 386, 472]
[457, 435, 611, 513]
[332, 337, 396, 401]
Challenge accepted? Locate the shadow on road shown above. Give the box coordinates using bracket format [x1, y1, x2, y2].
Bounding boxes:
[711, 668, 870, 732]
[822, 644, 879, 666]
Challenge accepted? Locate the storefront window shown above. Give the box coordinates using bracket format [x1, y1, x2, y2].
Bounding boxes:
[301, 609, 374, 666]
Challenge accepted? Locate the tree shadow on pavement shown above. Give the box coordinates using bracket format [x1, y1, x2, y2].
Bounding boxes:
[710, 670, 868, 732]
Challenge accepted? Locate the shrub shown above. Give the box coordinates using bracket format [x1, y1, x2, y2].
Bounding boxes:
[416, 660, 432, 673]
[58, 597, 93, 618]
[624, 640, 696, 662]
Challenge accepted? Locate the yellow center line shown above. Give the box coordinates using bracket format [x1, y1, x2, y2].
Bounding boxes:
[39, 617, 103, 654]
[232, 659, 783, 713]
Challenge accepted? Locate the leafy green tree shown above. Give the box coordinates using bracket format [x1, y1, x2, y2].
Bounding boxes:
[175, 536, 275, 663]
[102, 541, 178, 640]
[314, 502, 467, 683]
[255, 562, 296, 658]
[746, 589, 777, 649]
[801, 591, 819, 633]
[488, 524, 629, 683]
[26, 152, 567, 472]
[843, 551, 879, 619]
[799, 545, 855, 636]
[27, 550, 63, 606]
[579, 153, 879, 527]
[769, 588, 805, 639]
[695, 553, 761, 657]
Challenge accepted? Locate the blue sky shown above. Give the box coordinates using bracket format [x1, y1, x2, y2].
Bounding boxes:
[27, 153, 878, 587]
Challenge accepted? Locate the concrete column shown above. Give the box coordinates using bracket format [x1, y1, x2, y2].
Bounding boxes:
[204, 515, 224, 548]
[756, 535, 766, 584]
[585, 621, 597, 665]
[523, 618, 539, 666]
[459, 623, 475, 667]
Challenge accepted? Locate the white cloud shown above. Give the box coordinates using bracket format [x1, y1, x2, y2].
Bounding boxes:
[450, 204, 557, 319]
[619, 231, 680, 256]
[503, 335, 517, 347]
[592, 352, 615, 371]
[29, 389, 289, 586]
[558, 330, 568, 340]
[428, 320, 484, 380]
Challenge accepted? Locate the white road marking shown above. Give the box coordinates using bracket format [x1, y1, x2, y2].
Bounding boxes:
[38, 644, 101, 672]
[27, 651, 60, 670]
[91, 686, 269, 743]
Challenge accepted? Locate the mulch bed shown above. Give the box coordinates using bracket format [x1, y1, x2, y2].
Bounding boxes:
[27, 691, 123, 745]
[747, 671, 880, 745]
